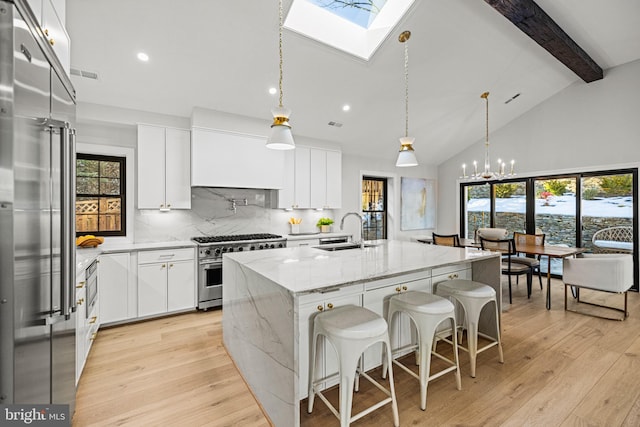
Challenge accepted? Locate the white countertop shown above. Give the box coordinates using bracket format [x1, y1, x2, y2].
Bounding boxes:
[224, 240, 498, 294]
[75, 240, 196, 275]
[286, 232, 351, 241]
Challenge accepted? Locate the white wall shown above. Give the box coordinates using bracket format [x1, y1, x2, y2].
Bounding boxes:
[437, 59, 640, 233]
[76, 103, 440, 242]
[340, 153, 438, 241]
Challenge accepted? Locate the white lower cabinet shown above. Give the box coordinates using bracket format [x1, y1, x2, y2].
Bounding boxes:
[99, 253, 134, 324]
[75, 270, 86, 385]
[76, 264, 101, 384]
[297, 288, 362, 399]
[362, 275, 431, 371]
[137, 248, 195, 317]
[431, 264, 472, 327]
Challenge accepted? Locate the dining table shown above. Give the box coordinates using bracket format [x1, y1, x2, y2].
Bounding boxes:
[418, 237, 586, 309]
[511, 243, 586, 309]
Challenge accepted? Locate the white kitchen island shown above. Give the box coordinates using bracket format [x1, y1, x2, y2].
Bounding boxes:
[222, 240, 500, 426]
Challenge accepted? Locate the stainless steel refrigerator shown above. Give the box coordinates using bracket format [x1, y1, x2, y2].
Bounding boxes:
[0, 0, 77, 413]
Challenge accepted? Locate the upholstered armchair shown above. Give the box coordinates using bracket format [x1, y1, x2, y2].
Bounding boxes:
[562, 254, 633, 320]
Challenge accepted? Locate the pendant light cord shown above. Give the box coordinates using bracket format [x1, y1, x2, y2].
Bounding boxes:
[404, 37, 409, 138]
[484, 92, 489, 145]
[278, 0, 284, 108]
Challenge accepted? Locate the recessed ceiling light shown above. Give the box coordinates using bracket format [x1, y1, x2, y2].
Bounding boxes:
[137, 52, 149, 62]
[342, 104, 351, 112]
[268, 87, 277, 95]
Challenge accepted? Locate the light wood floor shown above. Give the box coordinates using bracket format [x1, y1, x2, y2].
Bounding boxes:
[74, 280, 640, 426]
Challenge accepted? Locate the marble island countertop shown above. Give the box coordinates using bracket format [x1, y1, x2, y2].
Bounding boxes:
[224, 239, 498, 294]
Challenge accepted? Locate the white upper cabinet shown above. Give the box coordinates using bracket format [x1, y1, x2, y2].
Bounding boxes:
[191, 128, 285, 189]
[309, 149, 326, 208]
[279, 146, 341, 209]
[325, 150, 342, 208]
[137, 124, 191, 210]
[28, 0, 70, 76]
[293, 146, 311, 209]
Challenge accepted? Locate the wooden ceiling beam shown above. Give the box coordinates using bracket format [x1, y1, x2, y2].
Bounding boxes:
[484, 0, 603, 82]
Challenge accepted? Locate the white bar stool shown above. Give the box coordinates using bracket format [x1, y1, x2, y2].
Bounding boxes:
[435, 279, 504, 378]
[307, 305, 400, 427]
[382, 291, 462, 410]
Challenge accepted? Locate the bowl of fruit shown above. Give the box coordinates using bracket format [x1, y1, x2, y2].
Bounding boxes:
[76, 235, 104, 248]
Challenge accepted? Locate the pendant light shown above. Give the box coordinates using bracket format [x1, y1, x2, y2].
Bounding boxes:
[461, 92, 515, 179]
[266, 0, 295, 150]
[396, 30, 418, 167]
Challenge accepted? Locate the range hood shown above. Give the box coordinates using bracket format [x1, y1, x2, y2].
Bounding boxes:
[191, 127, 286, 190]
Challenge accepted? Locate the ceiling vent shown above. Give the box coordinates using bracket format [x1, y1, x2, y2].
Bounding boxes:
[328, 121, 343, 127]
[504, 93, 521, 104]
[70, 67, 99, 80]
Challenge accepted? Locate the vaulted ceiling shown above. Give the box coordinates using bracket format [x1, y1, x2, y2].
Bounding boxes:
[66, 0, 640, 166]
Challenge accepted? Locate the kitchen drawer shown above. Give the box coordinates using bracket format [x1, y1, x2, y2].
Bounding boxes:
[432, 263, 471, 277]
[298, 284, 364, 306]
[138, 248, 194, 264]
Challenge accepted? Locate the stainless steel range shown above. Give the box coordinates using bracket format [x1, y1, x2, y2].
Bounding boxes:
[193, 233, 287, 310]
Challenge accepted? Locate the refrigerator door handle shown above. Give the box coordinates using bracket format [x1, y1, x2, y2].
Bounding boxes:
[60, 123, 76, 318]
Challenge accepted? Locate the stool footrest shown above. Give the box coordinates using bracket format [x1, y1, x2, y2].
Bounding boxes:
[391, 343, 419, 357]
[311, 368, 395, 424]
[440, 332, 500, 355]
[392, 350, 458, 380]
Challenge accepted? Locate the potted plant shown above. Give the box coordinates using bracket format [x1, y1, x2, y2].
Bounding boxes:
[316, 217, 334, 233]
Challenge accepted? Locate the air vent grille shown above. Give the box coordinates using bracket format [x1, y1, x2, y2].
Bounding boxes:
[70, 67, 99, 80]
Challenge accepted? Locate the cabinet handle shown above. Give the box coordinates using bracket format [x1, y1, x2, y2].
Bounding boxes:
[77, 298, 84, 305]
[49, 38, 55, 46]
[395, 287, 401, 292]
[317, 305, 324, 312]
[89, 316, 97, 324]
[402, 285, 408, 291]
[169, 263, 174, 268]
[90, 333, 97, 341]
[161, 264, 166, 269]
[160, 204, 164, 208]
[327, 303, 334, 309]
[448, 273, 459, 279]
[44, 28, 49, 36]
[167, 204, 171, 208]
[76, 281, 85, 288]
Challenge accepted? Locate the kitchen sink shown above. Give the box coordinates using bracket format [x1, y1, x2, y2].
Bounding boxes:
[314, 242, 379, 251]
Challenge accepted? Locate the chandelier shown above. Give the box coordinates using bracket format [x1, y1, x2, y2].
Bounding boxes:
[462, 91, 514, 179]
[266, 0, 295, 150]
[395, 30, 418, 167]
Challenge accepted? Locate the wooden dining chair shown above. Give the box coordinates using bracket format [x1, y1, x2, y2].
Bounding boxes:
[480, 237, 533, 304]
[432, 233, 461, 247]
[512, 232, 545, 290]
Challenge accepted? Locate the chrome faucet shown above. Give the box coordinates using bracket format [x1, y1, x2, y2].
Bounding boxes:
[340, 212, 365, 249]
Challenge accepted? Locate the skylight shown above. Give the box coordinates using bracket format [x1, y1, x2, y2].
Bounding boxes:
[308, 0, 388, 29]
[285, 0, 415, 61]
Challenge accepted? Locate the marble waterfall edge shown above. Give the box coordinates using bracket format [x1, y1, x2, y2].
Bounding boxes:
[223, 257, 297, 426]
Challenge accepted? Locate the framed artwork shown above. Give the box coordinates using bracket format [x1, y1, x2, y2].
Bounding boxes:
[401, 177, 435, 230]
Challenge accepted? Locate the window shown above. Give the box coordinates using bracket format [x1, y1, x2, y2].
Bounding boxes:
[460, 168, 637, 288]
[362, 177, 387, 240]
[76, 153, 126, 237]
